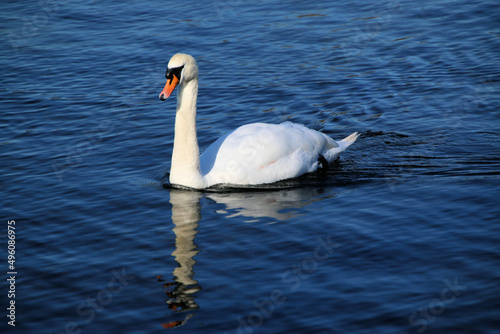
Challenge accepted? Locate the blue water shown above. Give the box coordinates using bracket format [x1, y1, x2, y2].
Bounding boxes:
[1, 0, 500, 333]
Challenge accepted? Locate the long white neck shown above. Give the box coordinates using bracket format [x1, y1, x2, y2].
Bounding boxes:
[169, 78, 204, 189]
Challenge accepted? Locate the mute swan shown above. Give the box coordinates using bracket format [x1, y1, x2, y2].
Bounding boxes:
[159, 53, 359, 189]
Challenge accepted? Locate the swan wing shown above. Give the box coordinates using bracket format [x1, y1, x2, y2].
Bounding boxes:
[200, 122, 355, 186]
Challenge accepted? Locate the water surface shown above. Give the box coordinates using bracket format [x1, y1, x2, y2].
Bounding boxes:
[1, 0, 499, 333]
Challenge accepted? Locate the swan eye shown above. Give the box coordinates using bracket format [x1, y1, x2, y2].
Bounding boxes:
[165, 65, 184, 82]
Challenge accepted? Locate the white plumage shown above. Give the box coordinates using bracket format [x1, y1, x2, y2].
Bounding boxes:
[159, 53, 359, 189]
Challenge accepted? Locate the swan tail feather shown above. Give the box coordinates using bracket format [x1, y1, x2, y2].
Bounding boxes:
[339, 132, 360, 151]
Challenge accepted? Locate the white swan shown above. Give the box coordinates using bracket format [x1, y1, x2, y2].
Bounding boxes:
[159, 53, 359, 189]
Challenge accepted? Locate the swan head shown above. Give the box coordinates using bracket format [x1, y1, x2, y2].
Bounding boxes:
[159, 53, 198, 101]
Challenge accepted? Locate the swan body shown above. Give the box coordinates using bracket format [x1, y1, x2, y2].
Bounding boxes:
[159, 53, 359, 189]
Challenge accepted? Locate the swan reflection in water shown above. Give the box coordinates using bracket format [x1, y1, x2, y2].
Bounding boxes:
[159, 190, 202, 329]
[160, 186, 332, 328]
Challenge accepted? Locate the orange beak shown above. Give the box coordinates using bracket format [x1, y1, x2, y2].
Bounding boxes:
[159, 75, 179, 101]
